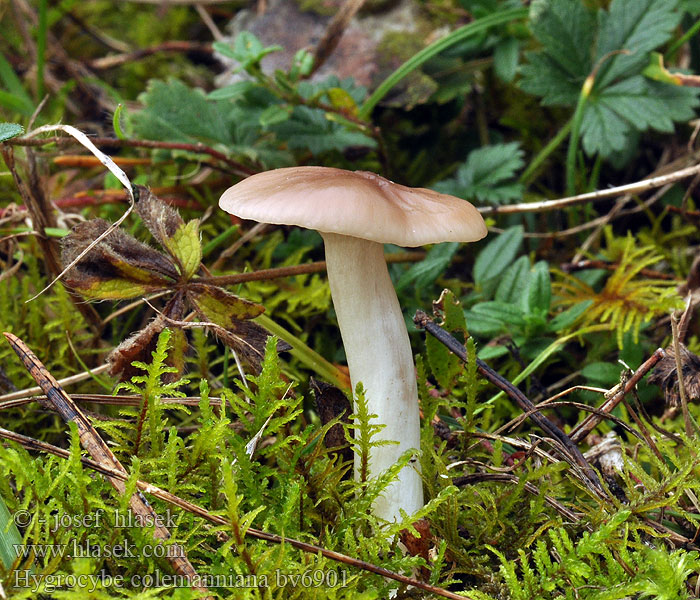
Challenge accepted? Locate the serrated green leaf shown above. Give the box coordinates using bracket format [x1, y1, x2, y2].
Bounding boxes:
[164, 220, 201, 279]
[530, 0, 595, 82]
[433, 143, 524, 205]
[595, 0, 681, 89]
[270, 106, 376, 155]
[0, 123, 24, 142]
[519, 0, 594, 104]
[395, 243, 458, 292]
[130, 78, 233, 147]
[581, 77, 699, 156]
[521, 0, 698, 158]
[473, 225, 523, 286]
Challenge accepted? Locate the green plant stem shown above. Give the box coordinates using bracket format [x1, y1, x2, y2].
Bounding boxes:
[358, 7, 528, 120]
[519, 118, 572, 185]
[255, 313, 349, 390]
[666, 19, 700, 62]
[37, 0, 48, 101]
[566, 78, 592, 197]
[202, 224, 239, 258]
[483, 323, 613, 409]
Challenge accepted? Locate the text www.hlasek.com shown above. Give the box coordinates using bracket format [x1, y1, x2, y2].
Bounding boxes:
[14, 539, 183, 560]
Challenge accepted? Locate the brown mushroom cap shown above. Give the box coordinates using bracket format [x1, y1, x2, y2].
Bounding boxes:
[219, 166, 487, 247]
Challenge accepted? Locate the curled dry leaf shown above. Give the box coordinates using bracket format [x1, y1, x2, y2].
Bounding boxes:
[61, 188, 279, 380]
[648, 342, 700, 408]
[61, 219, 178, 298]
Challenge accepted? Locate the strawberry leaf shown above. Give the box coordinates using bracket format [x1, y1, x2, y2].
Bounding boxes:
[433, 142, 524, 205]
[520, 0, 699, 158]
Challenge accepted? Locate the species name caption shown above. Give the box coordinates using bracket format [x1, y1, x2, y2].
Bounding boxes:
[11, 510, 349, 591]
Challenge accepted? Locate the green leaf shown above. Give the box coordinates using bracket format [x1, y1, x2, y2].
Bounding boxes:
[582, 77, 698, 156]
[130, 78, 233, 147]
[433, 142, 524, 205]
[425, 290, 466, 390]
[0, 53, 34, 116]
[595, 0, 681, 89]
[395, 243, 459, 292]
[524, 261, 551, 316]
[259, 104, 292, 127]
[270, 106, 376, 155]
[473, 225, 523, 286]
[549, 299, 592, 331]
[207, 80, 257, 100]
[214, 32, 283, 70]
[521, 0, 698, 158]
[188, 284, 265, 327]
[0, 123, 24, 142]
[519, 0, 595, 105]
[494, 37, 520, 83]
[495, 255, 530, 304]
[581, 361, 623, 386]
[61, 218, 176, 300]
[325, 87, 359, 115]
[166, 220, 202, 279]
[466, 301, 525, 336]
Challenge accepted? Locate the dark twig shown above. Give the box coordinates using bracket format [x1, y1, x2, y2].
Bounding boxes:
[3, 332, 211, 599]
[413, 310, 603, 492]
[569, 349, 666, 444]
[0, 425, 471, 599]
[7, 136, 256, 177]
[194, 251, 425, 286]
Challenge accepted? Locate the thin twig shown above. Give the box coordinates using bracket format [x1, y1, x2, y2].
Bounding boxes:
[413, 310, 603, 493]
[480, 162, 700, 215]
[561, 260, 680, 281]
[311, 0, 367, 76]
[569, 349, 666, 444]
[0, 364, 111, 403]
[196, 251, 425, 286]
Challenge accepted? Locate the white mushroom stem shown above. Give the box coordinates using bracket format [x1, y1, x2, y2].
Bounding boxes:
[322, 232, 423, 523]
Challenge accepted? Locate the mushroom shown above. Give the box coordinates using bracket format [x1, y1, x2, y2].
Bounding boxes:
[219, 167, 486, 523]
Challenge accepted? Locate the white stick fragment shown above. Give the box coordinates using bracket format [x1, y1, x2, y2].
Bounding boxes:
[21, 124, 136, 302]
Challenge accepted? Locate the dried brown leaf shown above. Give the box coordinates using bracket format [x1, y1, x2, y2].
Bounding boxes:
[61, 219, 178, 299]
[648, 343, 700, 408]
